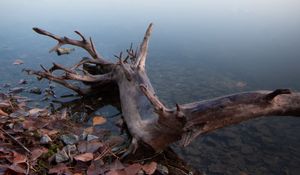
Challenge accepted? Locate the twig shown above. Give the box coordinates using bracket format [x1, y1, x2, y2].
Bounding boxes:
[0, 127, 31, 153]
[26, 156, 30, 175]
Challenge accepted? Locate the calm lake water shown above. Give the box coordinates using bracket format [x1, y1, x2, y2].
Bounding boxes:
[1, 0, 300, 174]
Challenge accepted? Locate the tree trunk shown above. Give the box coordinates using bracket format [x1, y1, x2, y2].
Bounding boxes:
[26, 24, 300, 153]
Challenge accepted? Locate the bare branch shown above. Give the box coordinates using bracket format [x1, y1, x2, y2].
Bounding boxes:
[140, 84, 167, 113]
[0, 127, 31, 153]
[24, 69, 90, 95]
[64, 71, 113, 83]
[32, 27, 111, 65]
[179, 89, 300, 146]
[135, 23, 153, 69]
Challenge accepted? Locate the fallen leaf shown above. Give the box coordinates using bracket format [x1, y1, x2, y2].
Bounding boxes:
[74, 153, 94, 162]
[77, 140, 103, 153]
[31, 147, 48, 161]
[0, 102, 10, 108]
[12, 151, 27, 164]
[87, 159, 105, 175]
[106, 170, 127, 175]
[7, 164, 26, 174]
[142, 162, 157, 175]
[22, 120, 36, 131]
[13, 59, 24, 65]
[28, 108, 48, 117]
[109, 159, 125, 171]
[124, 163, 142, 175]
[39, 129, 58, 136]
[48, 163, 70, 174]
[0, 109, 8, 116]
[92, 116, 107, 126]
[84, 127, 94, 134]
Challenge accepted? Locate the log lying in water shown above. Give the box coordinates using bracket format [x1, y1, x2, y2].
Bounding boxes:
[26, 23, 300, 153]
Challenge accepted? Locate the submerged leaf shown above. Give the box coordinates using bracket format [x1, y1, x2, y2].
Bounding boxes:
[77, 140, 103, 153]
[92, 116, 107, 126]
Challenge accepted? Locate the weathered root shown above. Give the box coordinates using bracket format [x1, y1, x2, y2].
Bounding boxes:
[28, 24, 300, 152]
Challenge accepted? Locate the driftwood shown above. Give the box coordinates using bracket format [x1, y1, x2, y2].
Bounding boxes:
[26, 24, 300, 154]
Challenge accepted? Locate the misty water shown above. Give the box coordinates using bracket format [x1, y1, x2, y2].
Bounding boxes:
[1, 0, 300, 174]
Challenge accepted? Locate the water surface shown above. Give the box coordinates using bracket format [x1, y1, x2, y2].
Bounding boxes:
[1, 0, 300, 174]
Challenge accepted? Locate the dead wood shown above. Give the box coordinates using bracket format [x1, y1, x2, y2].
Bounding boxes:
[27, 23, 300, 153]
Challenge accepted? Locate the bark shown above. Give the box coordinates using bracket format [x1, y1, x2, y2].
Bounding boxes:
[26, 24, 300, 152]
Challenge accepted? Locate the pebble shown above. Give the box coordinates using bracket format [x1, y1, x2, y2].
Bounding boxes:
[87, 134, 99, 141]
[9, 87, 24, 94]
[40, 134, 52, 144]
[29, 87, 42, 95]
[55, 149, 69, 163]
[60, 134, 79, 145]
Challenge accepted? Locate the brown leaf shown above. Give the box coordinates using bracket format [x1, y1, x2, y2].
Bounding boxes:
[39, 129, 58, 136]
[0, 109, 8, 116]
[109, 159, 125, 171]
[12, 151, 27, 164]
[8, 163, 26, 174]
[87, 159, 105, 175]
[124, 163, 142, 175]
[74, 153, 94, 162]
[84, 127, 94, 134]
[0, 102, 10, 108]
[31, 147, 48, 161]
[28, 108, 48, 117]
[106, 170, 127, 175]
[77, 140, 103, 153]
[13, 59, 24, 65]
[48, 163, 70, 174]
[92, 116, 106, 126]
[22, 120, 36, 131]
[142, 162, 157, 175]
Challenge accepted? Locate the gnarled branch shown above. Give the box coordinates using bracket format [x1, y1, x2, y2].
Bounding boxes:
[135, 23, 153, 69]
[32, 27, 111, 65]
[179, 89, 300, 146]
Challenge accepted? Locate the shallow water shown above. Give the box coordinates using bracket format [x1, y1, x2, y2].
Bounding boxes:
[1, 0, 300, 174]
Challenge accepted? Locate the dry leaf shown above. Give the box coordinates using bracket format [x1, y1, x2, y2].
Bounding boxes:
[84, 127, 94, 134]
[142, 162, 157, 175]
[109, 159, 125, 171]
[87, 159, 105, 175]
[29, 108, 48, 117]
[22, 120, 36, 131]
[124, 163, 142, 175]
[8, 164, 26, 174]
[13, 59, 24, 65]
[0, 109, 8, 116]
[92, 116, 107, 126]
[12, 151, 27, 164]
[0, 102, 10, 108]
[106, 170, 127, 175]
[48, 163, 70, 174]
[77, 140, 103, 153]
[31, 147, 48, 161]
[74, 153, 94, 162]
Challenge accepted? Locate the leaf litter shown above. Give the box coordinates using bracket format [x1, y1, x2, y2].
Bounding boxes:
[0, 91, 167, 175]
